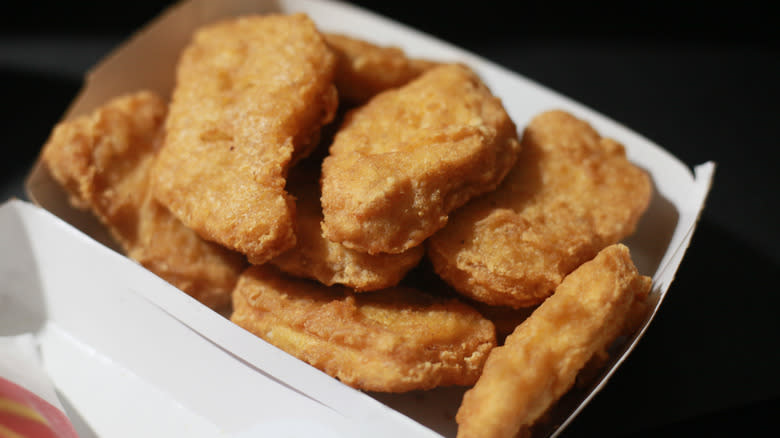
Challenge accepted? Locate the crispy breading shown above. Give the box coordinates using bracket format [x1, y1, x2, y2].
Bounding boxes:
[151, 14, 338, 264]
[230, 265, 496, 392]
[325, 33, 438, 104]
[428, 110, 652, 307]
[455, 244, 651, 438]
[270, 162, 424, 290]
[321, 64, 521, 254]
[42, 91, 246, 310]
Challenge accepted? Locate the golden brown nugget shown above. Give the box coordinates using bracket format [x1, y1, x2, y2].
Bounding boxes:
[325, 33, 438, 104]
[42, 91, 246, 310]
[152, 14, 338, 264]
[455, 244, 651, 438]
[428, 110, 652, 307]
[231, 265, 496, 392]
[321, 64, 521, 254]
[270, 163, 424, 290]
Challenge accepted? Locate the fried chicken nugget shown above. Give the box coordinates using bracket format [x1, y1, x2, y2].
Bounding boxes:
[42, 91, 246, 310]
[270, 162, 424, 290]
[151, 14, 338, 264]
[325, 33, 438, 104]
[321, 64, 521, 254]
[230, 265, 496, 392]
[455, 244, 651, 438]
[428, 110, 652, 307]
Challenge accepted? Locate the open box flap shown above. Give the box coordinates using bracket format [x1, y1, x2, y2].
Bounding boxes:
[0, 199, 431, 437]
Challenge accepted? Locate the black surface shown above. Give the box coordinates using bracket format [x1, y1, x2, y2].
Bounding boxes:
[1, 69, 80, 200]
[1, 1, 778, 437]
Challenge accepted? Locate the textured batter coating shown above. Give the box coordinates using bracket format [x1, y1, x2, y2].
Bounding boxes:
[428, 110, 652, 307]
[455, 244, 651, 438]
[42, 91, 246, 310]
[230, 265, 496, 392]
[151, 14, 338, 264]
[270, 163, 424, 290]
[325, 33, 438, 104]
[321, 64, 521, 254]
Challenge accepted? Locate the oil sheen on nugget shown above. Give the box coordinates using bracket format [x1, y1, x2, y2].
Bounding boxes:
[428, 110, 652, 308]
[270, 163, 424, 291]
[455, 244, 651, 438]
[321, 64, 521, 254]
[42, 91, 246, 310]
[151, 14, 338, 264]
[231, 265, 496, 392]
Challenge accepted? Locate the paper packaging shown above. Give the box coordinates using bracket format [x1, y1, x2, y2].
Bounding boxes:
[0, 200, 372, 438]
[20, 0, 715, 436]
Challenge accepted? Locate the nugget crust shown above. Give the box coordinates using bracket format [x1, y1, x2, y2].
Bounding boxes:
[455, 244, 651, 438]
[231, 265, 496, 392]
[270, 164, 424, 290]
[151, 14, 338, 264]
[42, 91, 246, 310]
[428, 110, 652, 307]
[321, 64, 521, 254]
[325, 33, 437, 104]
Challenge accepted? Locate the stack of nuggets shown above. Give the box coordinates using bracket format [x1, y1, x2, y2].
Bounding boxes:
[40, 11, 657, 434]
[42, 91, 246, 311]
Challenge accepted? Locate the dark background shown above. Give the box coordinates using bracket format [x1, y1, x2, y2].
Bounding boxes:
[2, 1, 778, 437]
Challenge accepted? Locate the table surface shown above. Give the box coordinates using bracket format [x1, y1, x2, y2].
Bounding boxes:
[1, 1, 778, 437]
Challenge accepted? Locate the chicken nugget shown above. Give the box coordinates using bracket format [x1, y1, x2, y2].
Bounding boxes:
[151, 14, 338, 264]
[455, 244, 651, 438]
[428, 110, 652, 307]
[325, 33, 438, 104]
[42, 91, 246, 310]
[321, 64, 521, 254]
[230, 265, 496, 392]
[270, 162, 424, 290]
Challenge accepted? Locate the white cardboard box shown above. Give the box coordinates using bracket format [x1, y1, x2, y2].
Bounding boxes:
[0, 200, 418, 438]
[11, 0, 714, 436]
